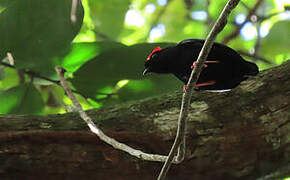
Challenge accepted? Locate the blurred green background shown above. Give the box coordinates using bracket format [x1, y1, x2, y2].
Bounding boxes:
[0, 0, 289, 114]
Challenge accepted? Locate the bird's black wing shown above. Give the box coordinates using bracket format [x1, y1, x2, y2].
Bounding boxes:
[177, 39, 236, 57]
[177, 39, 204, 46]
[177, 38, 244, 64]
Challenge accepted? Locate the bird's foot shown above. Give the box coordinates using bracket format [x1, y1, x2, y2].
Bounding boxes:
[191, 61, 207, 69]
[183, 85, 187, 93]
[191, 60, 220, 69]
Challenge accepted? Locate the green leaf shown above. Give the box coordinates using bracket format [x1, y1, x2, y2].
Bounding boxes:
[0, 67, 19, 90]
[160, 0, 192, 42]
[71, 42, 176, 99]
[0, 0, 20, 9]
[0, 0, 84, 76]
[0, 83, 44, 114]
[261, 20, 290, 56]
[88, 0, 130, 39]
[117, 76, 182, 102]
[0, 66, 5, 80]
[208, 1, 227, 20]
[62, 41, 126, 72]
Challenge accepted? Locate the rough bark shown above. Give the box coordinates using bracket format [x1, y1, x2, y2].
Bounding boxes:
[0, 61, 290, 180]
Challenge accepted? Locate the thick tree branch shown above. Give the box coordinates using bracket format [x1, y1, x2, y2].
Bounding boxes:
[158, 1, 241, 179]
[1, 61, 290, 179]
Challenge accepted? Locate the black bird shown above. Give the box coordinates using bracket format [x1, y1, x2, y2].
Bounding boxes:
[143, 39, 259, 91]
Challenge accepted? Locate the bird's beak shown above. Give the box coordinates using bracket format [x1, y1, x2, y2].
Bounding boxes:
[143, 68, 150, 75]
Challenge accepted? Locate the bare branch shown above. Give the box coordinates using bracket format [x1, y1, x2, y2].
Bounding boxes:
[55, 66, 170, 163]
[254, 21, 262, 56]
[93, 30, 113, 41]
[70, 0, 78, 23]
[237, 50, 274, 65]
[157, 0, 241, 179]
[1, 62, 60, 85]
[144, 0, 172, 41]
[0, 62, 112, 102]
[222, 0, 264, 44]
[6, 52, 15, 66]
[257, 11, 286, 22]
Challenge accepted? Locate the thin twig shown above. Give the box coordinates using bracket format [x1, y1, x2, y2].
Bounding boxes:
[1, 62, 60, 84]
[6, 52, 15, 66]
[144, 0, 172, 41]
[12, 77, 34, 114]
[254, 21, 262, 56]
[237, 50, 274, 65]
[93, 30, 113, 41]
[17, 70, 25, 84]
[157, 1, 241, 180]
[222, 0, 264, 44]
[257, 11, 285, 22]
[240, 1, 250, 11]
[205, 0, 214, 26]
[70, 0, 78, 23]
[55, 66, 170, 163]
[0, 62, 112, 101]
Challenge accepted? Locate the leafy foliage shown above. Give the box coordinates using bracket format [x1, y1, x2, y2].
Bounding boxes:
[0, 0, 289, 114]
[0, 83, 44, 114]
[261, 20, 290, 56]
[71, 42, 177, 99]
[87, 0, 130, 39]
[0, 0, 84, 75]
[62, 41, 126, 72]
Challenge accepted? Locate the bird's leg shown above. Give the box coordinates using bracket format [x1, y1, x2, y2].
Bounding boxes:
[183, 80, 216, 92]
[191, 60, 220, 69]
[185, 60, 219, 91]
[194, 80, 216, 89]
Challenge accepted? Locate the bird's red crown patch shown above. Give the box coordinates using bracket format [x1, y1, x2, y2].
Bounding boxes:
[147, 47, 162, 61]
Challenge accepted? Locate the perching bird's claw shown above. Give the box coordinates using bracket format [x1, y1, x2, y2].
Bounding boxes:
[191, 60, 220, 69]
[183, 85, 187, 93]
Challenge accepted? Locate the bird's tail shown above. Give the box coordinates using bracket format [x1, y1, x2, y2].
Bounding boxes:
[243, 61, 259, 76]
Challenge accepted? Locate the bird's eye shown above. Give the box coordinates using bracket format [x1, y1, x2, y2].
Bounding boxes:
[151, 53, 157, 59]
